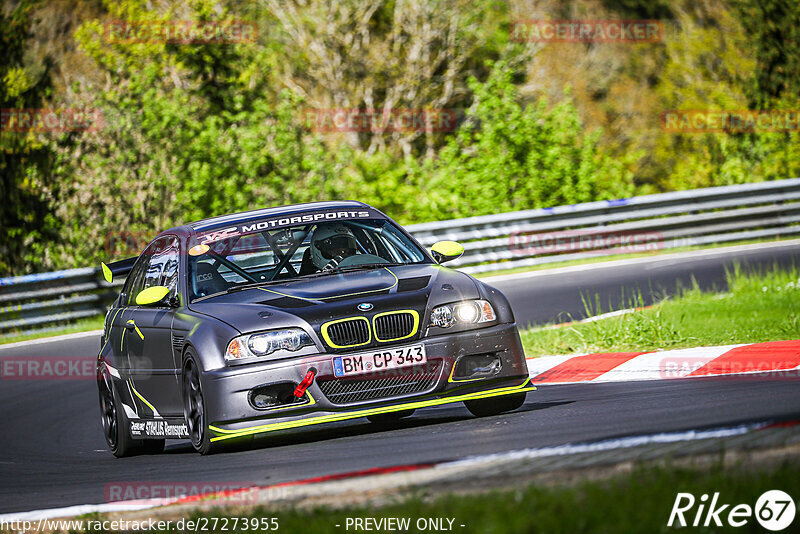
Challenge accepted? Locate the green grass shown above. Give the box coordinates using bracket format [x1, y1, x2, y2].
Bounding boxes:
[474, 236, 799, 279]
[0, 315, 104, 345]
[151, 460, 800, 534]
[520, 264, 800, 356]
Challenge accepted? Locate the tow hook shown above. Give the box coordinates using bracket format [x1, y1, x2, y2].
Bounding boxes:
[294, 368, 316, 399]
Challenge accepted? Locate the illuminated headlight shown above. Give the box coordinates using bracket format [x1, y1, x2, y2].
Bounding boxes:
[430, 300, 496, 328]
[225, 329, 315, 362]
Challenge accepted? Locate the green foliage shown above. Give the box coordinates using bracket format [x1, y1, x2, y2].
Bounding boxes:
[3, 0, 800, 275]
[733, 0, 800, 108]
[0, 0, 57, 275]
[424, 62, 637, 218]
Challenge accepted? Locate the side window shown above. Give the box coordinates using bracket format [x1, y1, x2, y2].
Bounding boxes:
[123, 257, 148, 306]
[124, 236, 180, 305]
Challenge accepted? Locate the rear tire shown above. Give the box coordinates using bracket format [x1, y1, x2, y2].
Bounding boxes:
[367, 409, 415, 423]
[182, 350, 218, 455]
[98, 365, 165, 457]
[464, 393, 526, 417]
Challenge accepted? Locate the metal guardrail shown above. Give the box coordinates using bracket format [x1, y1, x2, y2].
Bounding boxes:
[2, 178, 800, 336]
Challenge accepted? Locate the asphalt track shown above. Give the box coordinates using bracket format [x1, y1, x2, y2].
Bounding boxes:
[1, 241, 799, 514]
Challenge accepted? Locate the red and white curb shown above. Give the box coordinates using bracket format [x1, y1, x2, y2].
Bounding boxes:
[526, 340, 800, 385]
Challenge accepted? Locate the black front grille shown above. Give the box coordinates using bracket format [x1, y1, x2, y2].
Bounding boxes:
[374, 312, 417, 341]
[318, 361, 442, 404]
[324, 318, 370, 347]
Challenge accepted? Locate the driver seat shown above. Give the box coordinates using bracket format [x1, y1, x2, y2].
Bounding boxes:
[194, 262, 229, 296]
[299, 248, 317, 275]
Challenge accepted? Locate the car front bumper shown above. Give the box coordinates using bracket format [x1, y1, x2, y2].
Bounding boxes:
[201, 322, 533, 442]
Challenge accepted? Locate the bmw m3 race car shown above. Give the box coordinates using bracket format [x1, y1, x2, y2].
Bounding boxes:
[97, 201, 534, 456]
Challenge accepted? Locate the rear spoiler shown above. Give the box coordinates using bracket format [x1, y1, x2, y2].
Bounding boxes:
[100, 257, 137, 283]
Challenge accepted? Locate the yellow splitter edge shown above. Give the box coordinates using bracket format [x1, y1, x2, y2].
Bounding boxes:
[209, 379, 536, 442]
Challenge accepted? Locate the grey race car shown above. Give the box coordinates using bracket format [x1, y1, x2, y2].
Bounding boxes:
[97, 201, 533, 456]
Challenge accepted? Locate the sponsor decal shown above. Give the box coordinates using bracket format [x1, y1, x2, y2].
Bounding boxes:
[197, 210, 375, 244]
[511, 19, 663, 43]
[129, 419, 189, 439]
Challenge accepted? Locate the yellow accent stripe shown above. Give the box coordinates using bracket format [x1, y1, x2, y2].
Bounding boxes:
[98, 308, 122, 359]
[209, 380, 535, 442]
[255, 391, 317, 414]
[125, 319, 144, 340]
[321, 316, 371, 349]
[128, 379, 158, 415]
[372, 310, 420, 342]
[447, 359, 484, 383]
[257, 267, 399, 302]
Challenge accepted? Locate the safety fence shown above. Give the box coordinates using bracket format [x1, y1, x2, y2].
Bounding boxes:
[2, 178, 799, 336]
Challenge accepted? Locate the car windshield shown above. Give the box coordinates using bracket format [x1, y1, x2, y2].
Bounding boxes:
[187, 218, 430, 301]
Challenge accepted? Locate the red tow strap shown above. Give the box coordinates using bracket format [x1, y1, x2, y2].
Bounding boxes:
[294, 368, 316, 398]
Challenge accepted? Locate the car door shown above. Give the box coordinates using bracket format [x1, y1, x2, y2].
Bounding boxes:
[123, 236, 183, 417]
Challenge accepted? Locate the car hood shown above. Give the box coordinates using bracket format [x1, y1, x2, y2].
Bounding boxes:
[188, 264, 481, 335]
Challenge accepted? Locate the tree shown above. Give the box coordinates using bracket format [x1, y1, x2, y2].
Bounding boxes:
[422, 61, 637, 219]
[0, 0, 57, 275]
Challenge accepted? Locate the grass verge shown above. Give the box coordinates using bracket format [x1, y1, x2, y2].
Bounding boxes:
[520, 263, 800, 356]
[163, 460, 800, 534]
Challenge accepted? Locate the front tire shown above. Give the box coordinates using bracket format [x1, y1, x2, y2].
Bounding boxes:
[182, 350, 217, 455]
[464, 393, 526, 417]
[98, 364, 165, 457]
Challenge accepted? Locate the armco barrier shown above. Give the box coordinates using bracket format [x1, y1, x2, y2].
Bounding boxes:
[2, 179, 799, 335]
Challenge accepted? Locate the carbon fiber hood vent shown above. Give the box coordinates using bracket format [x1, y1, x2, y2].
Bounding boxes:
[397, 276, 431, 292]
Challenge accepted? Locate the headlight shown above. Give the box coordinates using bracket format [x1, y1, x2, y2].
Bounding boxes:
[430, 300, 496, 328]
[225, 329, 315, 362]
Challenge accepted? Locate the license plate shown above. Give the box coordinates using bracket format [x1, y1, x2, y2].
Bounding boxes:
[333, 344, 427, 378]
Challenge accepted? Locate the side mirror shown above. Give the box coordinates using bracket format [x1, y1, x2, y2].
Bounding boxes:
[430, 241, 464, 264]
[135, 286, 171, 306]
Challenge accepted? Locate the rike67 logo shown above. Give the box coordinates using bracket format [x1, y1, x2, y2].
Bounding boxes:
[668, 490, 795, 531]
